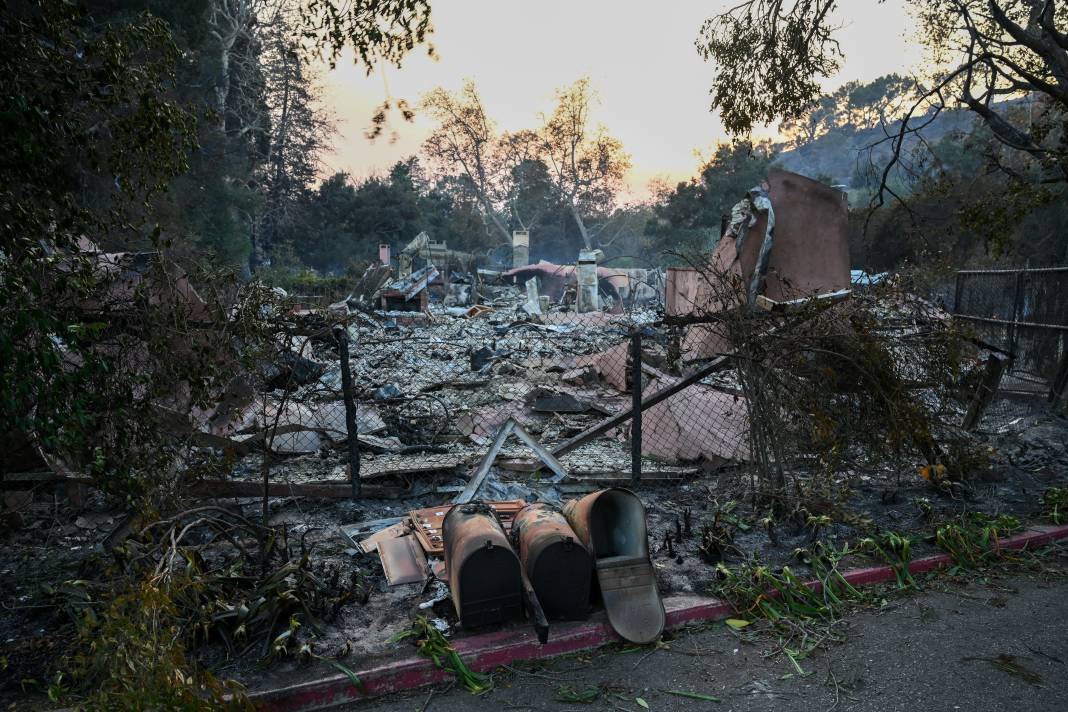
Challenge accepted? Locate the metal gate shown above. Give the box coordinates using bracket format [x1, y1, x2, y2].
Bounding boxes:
[953, 266, 1068, 420]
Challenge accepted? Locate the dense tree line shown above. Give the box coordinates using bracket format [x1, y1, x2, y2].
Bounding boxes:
[645, 141, 778, 257]
[270, 71, 1066, 280]
[7, 1, 1063, 312]
[26, 0, 431, 274]
[271, 77, 641, 274]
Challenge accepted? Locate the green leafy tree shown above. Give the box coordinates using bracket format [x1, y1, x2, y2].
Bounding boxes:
[698, 1, 1068, 186]
[280, 158, 496, 273]
[700, 1, 1068, 263]
[1, 0, 435, 474]
[696, 0, 842, 137]
[1, 1, 198, 480]
[538, 78, 632, 251]
[647, 141, 777, 256]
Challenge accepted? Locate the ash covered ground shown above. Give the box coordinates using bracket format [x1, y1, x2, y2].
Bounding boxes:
[2, 282, 1066, 701]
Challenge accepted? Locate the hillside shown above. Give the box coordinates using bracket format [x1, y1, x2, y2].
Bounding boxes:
[774, 109, 976, 186]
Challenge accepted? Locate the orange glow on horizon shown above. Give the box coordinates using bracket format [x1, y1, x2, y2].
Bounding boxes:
[317, 1, 921, 200]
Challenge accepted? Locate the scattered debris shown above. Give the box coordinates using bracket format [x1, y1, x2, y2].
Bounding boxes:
[358, 521, 411, 554]
[379, 534, 429, 586]
[457, 418, 568, 504]
[10, 168, 1068, 703]
[379, 265, 439, 312]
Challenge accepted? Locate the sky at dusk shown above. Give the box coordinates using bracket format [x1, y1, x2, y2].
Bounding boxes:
[318, 1, 924, 198]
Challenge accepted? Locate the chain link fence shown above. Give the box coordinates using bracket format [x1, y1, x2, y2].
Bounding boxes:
[954, 266, 1068, 424]
[182, 256, 745, 500]
[179, 172, 982, 503]
[192, 256, 1022, 502]
[333, 257, 751, 498]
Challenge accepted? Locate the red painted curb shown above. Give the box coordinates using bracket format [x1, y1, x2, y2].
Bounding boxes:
[251, 524, 1068, 711]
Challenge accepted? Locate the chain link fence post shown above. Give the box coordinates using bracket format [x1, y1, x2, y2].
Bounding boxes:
[1009, 269, 1025, 358]
[630, 328, 642, 485]
[334, 326, 360, 500]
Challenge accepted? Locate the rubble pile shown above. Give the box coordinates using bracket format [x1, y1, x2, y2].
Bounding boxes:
[210, 276, 733, 496]
[187, 171, 963, 506]
[9, 168, 1067, 699]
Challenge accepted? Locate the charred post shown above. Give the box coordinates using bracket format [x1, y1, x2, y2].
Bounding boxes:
[335, 326, 361, 500]
[630, 328, 642, 484]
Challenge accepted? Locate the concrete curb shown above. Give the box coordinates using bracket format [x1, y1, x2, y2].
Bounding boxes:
[251, 524, 1068, 711]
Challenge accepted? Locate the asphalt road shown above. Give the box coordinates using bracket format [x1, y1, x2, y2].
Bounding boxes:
[353, 560, 1068, 712]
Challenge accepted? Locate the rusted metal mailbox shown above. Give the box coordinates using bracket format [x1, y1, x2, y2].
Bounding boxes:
[442, 502, 524, 629]
[563, 488, 665, 644]
[512, 503, 592, 620]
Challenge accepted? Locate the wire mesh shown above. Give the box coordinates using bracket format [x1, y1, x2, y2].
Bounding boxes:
[217, 260, 1068, 498]
[188, 256, 1045, 502]
[220, 255, 753, 497]
[338, 260, 748, 485]
[954, 267, 1068, 425]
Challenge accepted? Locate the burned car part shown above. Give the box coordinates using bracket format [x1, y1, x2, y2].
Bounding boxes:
[563, 488, 665, 644]
[442, 502, 524, 628]
[512, 503, 592, 620]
